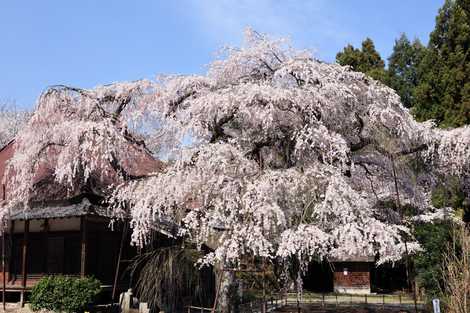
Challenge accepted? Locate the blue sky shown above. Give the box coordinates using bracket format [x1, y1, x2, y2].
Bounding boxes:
[1, 1, 443, 108]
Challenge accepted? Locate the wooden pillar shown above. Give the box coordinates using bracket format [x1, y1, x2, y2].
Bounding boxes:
[80, 216, 87, 277]
[43, 219, 49, 274]
[20, 219, 29, 307]
[112, 222, 128, 302]
[8, 220, 14, 282]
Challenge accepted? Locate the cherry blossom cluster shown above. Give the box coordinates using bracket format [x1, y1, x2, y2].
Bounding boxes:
[3, 29, 469, 270]
[0, 103, 29, 147]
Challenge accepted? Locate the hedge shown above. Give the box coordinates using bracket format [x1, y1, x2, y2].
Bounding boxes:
[30, 276, 101, 313]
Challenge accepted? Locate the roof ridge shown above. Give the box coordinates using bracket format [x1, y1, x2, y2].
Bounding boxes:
[0, 139, 15, 154]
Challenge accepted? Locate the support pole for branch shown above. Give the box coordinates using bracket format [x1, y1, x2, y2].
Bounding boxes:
[390, 154, 418, 313]
[2, 184, 6, 310]
[262, 260, 266, 313]
[211, 268, 224, 313]
[2, 220, 5, 310]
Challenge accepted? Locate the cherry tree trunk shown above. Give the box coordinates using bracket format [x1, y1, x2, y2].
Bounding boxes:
[215, 267, 239, 313]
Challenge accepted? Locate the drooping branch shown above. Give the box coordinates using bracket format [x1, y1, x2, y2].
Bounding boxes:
[7, 29, 467, 273]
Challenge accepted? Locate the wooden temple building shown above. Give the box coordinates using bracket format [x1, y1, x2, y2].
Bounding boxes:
[0, 140, 164, 305]
[2, 197, 135, 302]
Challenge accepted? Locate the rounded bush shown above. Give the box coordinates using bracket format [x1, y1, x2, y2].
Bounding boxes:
[30, 276, 101, 313]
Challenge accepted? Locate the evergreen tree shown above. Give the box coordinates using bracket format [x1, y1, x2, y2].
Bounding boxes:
[335, 44, 362, 70]
[414, 0, 470, 127]
[388, 34, 426, 108]
[336, 38, 388, 83]
[360, 38, 385, 72]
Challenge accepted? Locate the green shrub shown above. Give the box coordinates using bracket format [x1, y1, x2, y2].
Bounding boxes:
[413, 221, 453, 300]
[30, 276, 101, 313]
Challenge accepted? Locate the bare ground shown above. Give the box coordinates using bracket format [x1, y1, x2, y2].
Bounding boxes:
[273, 304, 427, 313]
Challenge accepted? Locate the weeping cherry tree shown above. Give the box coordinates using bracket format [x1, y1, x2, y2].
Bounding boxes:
[2, 30, 469, 307]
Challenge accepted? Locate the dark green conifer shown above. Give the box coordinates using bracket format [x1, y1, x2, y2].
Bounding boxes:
[414, 0, 470, 127]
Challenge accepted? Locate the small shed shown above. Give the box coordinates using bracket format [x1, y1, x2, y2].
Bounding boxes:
[331, 256, 374, 294]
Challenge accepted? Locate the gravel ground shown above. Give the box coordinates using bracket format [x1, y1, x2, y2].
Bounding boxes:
[0, 304, 42, 313]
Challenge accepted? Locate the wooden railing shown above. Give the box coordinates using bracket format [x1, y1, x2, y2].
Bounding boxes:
[283, 292, 424, 310]
[186, 292, 423, 313]
[185, 305, 213, 313]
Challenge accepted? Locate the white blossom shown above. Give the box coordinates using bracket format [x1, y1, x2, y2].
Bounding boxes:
[4, 30, 469, 270]
[0, 102, 29, 147]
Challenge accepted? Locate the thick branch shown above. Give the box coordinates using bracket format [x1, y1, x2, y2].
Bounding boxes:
[166, 91, 196, 117]
[209, 113, 237, 143]
[350, 113, 372, 152]
[397, 143, 428, 156]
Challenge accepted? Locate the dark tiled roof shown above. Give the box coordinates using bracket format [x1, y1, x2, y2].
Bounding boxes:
[0, 139, 15, 154]
[9, 197, 110, 220]
[5, 194, 180, 238]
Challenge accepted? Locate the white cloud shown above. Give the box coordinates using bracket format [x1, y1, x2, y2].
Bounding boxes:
[182, 0, 356, 61]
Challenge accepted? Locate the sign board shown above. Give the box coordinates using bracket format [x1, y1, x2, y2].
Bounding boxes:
[432, 298, 441, 313]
